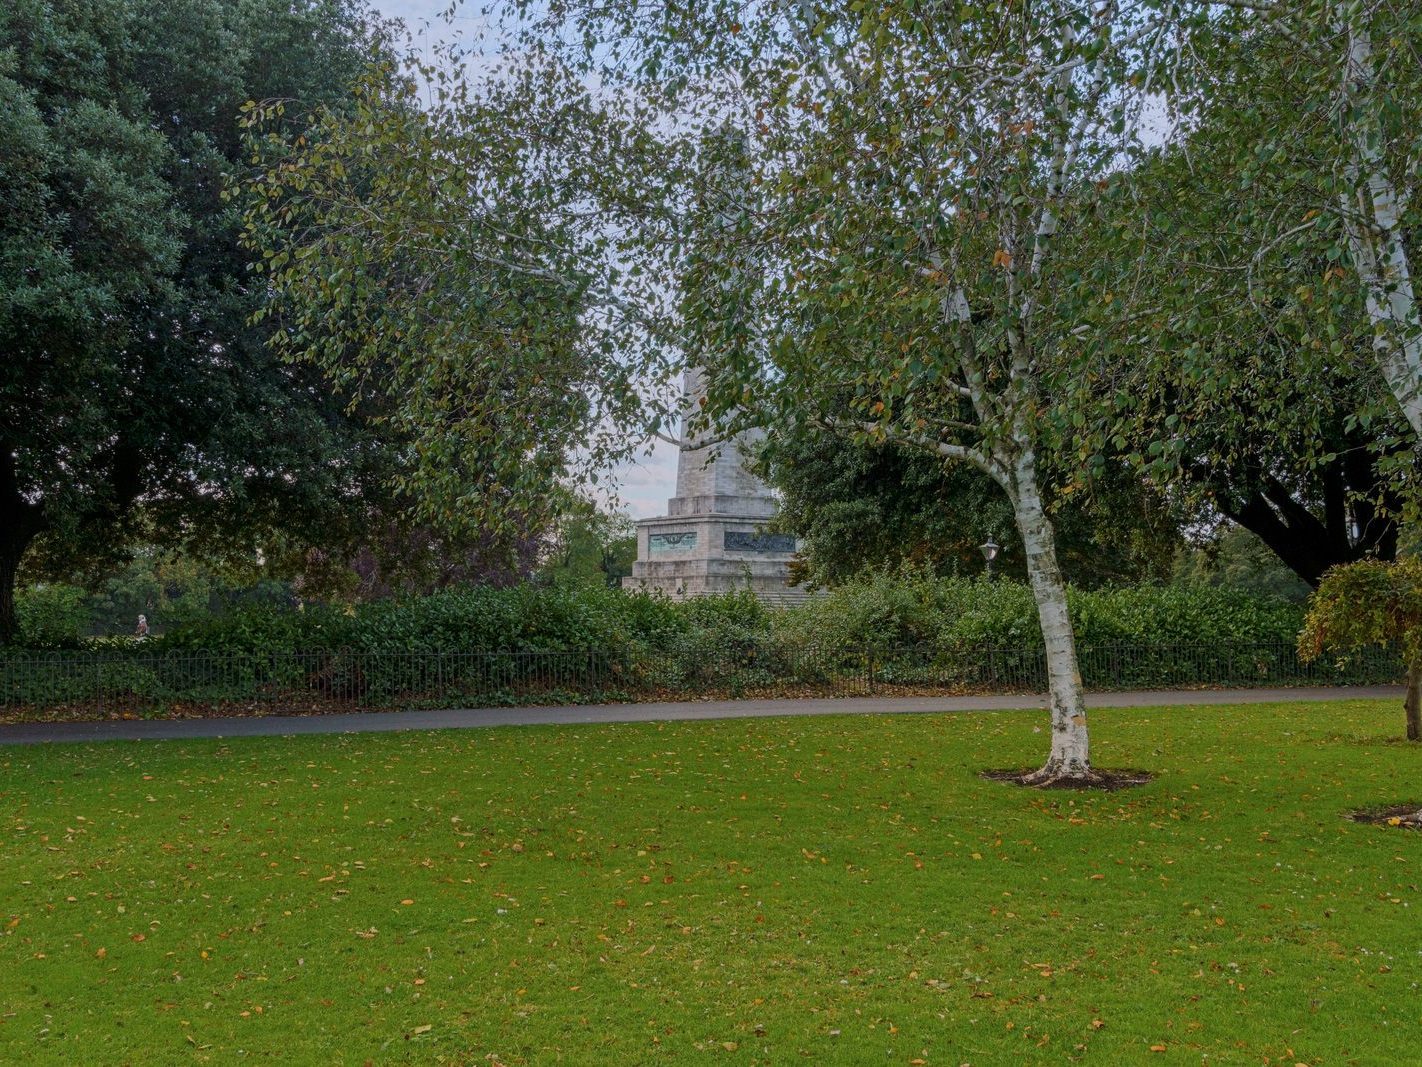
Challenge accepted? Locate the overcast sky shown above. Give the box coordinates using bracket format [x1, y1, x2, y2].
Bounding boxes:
[369, 0, 678, 520]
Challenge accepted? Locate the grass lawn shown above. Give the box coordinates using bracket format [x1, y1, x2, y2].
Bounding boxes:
[2, 699, 1420, 1065]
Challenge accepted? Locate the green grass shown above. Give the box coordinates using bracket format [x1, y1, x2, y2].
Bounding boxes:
[2, 700, 1420, 1065]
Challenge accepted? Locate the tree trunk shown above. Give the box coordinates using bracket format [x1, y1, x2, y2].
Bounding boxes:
[1407, 663, 1422, 823]
[0, 540, 20, 645]
[1337, 11, 1422, 437]
[0, 444, 43, 645]
[1406, 659, 1422, 742]
[1011, 454, 1093, 783]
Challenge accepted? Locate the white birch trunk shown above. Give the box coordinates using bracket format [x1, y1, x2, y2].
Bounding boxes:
[1337, 10, 1422, 437]
[1009, 450, 1092, 781]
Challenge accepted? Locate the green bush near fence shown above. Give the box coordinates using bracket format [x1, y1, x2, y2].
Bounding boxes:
[774, 571, 1304, 653]
[2, 575, 1358, 717]
[14, 584, 90, 649]
[5, 577, 1370, 719]
[151, 583, 697, 658]
[13, 574, 1306, 659]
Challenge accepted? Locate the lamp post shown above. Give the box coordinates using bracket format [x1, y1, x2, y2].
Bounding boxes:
[979, 536, 1001, 580]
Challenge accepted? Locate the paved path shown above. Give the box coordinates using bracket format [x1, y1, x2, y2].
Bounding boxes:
[0, 685, 1401, 746]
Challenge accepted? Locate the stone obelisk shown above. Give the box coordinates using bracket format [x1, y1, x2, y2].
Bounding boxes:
[622, 368, 803, 602]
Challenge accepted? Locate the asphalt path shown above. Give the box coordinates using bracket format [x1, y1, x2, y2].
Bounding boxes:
[0, 684, 1401, 746]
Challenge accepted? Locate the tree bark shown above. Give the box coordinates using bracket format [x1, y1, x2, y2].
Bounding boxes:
[0, 543, 18, 645]
[1406, 659, 1422, 743]
[1204, 439, 1403, 588]
[1337, 10, 1422, 437]
[1010, 451, 1093, 783]
[0, 446, 44, 645]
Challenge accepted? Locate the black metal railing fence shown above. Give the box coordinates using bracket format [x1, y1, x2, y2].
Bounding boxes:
[0, 640, 1401, 719]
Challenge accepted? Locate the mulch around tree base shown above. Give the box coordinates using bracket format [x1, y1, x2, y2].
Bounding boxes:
[1349, 804, 1422, 828]
[981, 768, 1156, 791]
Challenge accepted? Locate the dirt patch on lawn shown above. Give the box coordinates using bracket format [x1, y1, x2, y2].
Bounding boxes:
[981, 768, 1156, 791]
[1349, 803, 1422, 828]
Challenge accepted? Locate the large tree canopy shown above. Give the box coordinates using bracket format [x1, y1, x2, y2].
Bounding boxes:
[240, 45, 683, 548]
[241, 62, 646, 545]
[1079, 164, 1412, 588]
[1162, 2, 1422, 439]
[0, 0, 402, 641]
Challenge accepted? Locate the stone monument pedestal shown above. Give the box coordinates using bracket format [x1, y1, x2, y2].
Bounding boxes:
[625, 513, 805, 602]
[622, 370, 807, 604]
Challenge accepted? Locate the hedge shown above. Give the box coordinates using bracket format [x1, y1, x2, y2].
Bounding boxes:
[11, 575, 1305, 658]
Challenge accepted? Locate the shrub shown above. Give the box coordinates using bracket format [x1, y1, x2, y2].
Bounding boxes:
[153, 584, 693, 659]
[1071, 583, 1302, 647]
[15, 584, 89, 649]
[1300, 558, 1419, 740]
[781, 571, 1304, 652]
[775, 567, 947, 652]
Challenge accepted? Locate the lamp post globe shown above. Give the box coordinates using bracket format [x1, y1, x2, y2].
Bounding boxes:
[979, 537, 1001, 580]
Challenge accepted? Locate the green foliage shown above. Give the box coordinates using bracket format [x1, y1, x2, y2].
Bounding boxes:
[240, 57, 649, 545]
[0, 0, 398, 641]
[71, 549, 294, 636]
[539, 497, 637, 589]
[778, 572, 1304, 654]
[1174, 528, 1312, 604]
[99, 576, 1308, 664]
[764, 429, 1181, 588]
[1077, 59, 1412, 589]
[13, 584, 87, 648]
[1300, 558, 1422, 664]
[1162, 2, 1422, 443]
[152, 585, 688, 658]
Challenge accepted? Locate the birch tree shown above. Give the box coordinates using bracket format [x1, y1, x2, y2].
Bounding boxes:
[1170, 1, 1422, 437]
[509, 0, 1169, 783]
